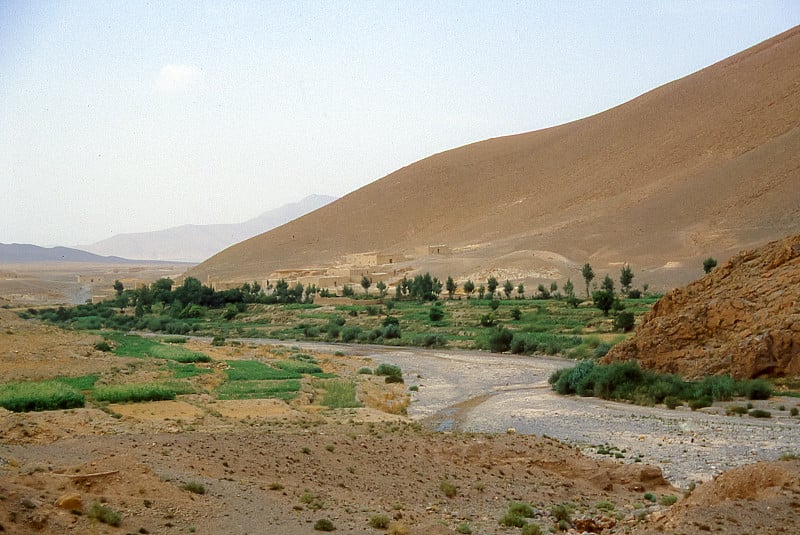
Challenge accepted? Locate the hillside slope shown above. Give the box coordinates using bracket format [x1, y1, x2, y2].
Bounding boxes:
[189, 27, 800, 288]
[602, 233, 800, 379]
[84, 195, 335, 262]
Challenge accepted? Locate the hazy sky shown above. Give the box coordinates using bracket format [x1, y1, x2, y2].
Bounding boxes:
[2, 1, 798, 247]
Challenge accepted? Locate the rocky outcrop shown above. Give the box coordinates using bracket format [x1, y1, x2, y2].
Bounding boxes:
[602, 234, 800, 379]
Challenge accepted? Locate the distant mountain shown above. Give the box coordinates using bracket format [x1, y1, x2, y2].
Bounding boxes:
[82, 195, 337, 263]
[188, 27, 800, 290]
[0, 243, 130, 264]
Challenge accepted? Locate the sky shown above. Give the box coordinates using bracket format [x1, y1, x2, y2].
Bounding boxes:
[1, 1, 799, 247]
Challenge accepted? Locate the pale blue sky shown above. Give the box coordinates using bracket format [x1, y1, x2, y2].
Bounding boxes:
[1, 1, 798, 247]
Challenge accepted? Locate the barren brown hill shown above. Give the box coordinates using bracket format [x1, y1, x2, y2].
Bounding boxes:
[189, 27, 800, 289]
[602, 233, 800, 379]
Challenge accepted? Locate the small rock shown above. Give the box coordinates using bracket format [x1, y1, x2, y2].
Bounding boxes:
[55, 492, 82, 511]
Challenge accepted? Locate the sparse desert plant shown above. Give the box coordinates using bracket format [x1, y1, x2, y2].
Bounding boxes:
[269, 482, 284, 490]
[595, 500, 615, 512]
[549, 503, 571, 523]
[314, 518, 335, 531]
[455, 522, 473, 534]
[181, 481, 206, 495]
[726, 405, 748, 416]
[508, 501, 536, 517]
[440, 480, 458, 498]
[375, 363, 403, 383]
[369, 514, 391, 529]
[643, 492, 657, 502]
[749, 409, 771, 418]
[357, 366, 373, 375]
[659, 495, 678, 506]
[521, 524, 543, 535]
[499, 511, 527, 528]
[88, 501, 122, 526]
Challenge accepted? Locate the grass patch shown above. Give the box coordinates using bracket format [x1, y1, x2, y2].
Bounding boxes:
[55, 374, 99, 390]
[275, 359, 323, 375]
[216, 379, 301, 400]
[320, 380, 361, 408]
[0, 380, 85, 412]
[181, 481, 206, 494]
[225, 360, 301, 380]
[92, 382, 193, 403]
[166, 361, 212, 379]
[106, 333, 210, 362]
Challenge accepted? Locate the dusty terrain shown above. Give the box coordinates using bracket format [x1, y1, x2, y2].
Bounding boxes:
[190, 27, 800, 292]
[2, 311, 800, 534]
[0, 262, 191, 305]
[604, 233, 800, 378]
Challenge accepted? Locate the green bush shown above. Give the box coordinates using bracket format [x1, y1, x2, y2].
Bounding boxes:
[369, 514, 391, 529]
[357, 367, 373, 375]
[508, 501, 535, 517]
[412, 334, 447, 348]
[738, 378, 772, 400]
[428, 305, 445, 322]
[94, 341, 112, 352]
[499, 512, 527, 528]
[341, 326, 362, 342]
[614, 311, 635, 332]
[181, 481, 206, 494]
[791, 407, 799, 417]
[313, 518, 335, 531]
[88, 501, 122, 527]
[521, 524, 543, 535]
[381, 323, 401, 339]
[748, 409, 771, 418]
[549, 503, 571, 523]
[0, 380, 85, 412]
[487, 326, 513, 353]
[688, 397, 712, 410]
[375, 363, 403, 383]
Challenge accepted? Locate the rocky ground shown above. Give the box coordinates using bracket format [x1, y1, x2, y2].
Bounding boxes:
[2, 311, 800, 534]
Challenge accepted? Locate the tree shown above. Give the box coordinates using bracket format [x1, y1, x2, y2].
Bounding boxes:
[463, 279, 475, 299]
[478, 284, 486, 300]
[487, 277, 498, 299]
[619, 264, 634, 295]
[581, 263, 595, 298]
[592, 289, 615, 316]
[503, 280, 513, 299]
[614, 311, 635, 332]
[550, 281, 559, 299]
[446, 276, 457, 299]
[360, 275, 372, 295]
[537, 284, 551, 299]
[113, 280, 124, 296]
[376, 280, 387, 298]
[563, 278, 575, 299]
[703, 257, 717, 274]
[516, 283, 525, 299]
[601, 274, 615, 293]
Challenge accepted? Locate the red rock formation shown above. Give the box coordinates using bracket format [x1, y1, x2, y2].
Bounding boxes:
[602, 234, 800, 379]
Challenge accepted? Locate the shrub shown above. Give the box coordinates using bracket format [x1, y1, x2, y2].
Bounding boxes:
[749, 409, 771, 418]
[550, 504, 571, 523]
[694, 374, 736, 401]
[439, 480, 458, 498]
[428, 305, 444, 322]
[510, 307, 521, 320]
[664, 396, 682, 409]
[643, 492, 657, 502]
[659, 495, 678, 506]
[739, 378, 772, 400]
[94, 341, 112, 352]
[487, 326, 513, 353]
[614, 311, 635, 332]
[413, 334, 447, 348]
[375, 363, 403, 383]
[726, 405, 748, 415]
[688, 397, 712, 410]
[489, 300, 500, 311]
[88, 501, 122, 526]
[313, 518, 335, 531]
[211, 335, 226, 346]
[357, 367, 373, 375]
[628, 289, 642, 299]
[479, 313, 495, 327]
[593, 343, 612, 358]
[382, 323, 401, 339]
[791, 407, 799, 416]
[181, 481, 206, 495]
[369, 514, 391, 529]
[508, 502, 535, 517]
[341, 326, 362, 342]
[456, 522, 473, 534]
[499, 512, 527, 528]
[521, 524, 543, 535]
